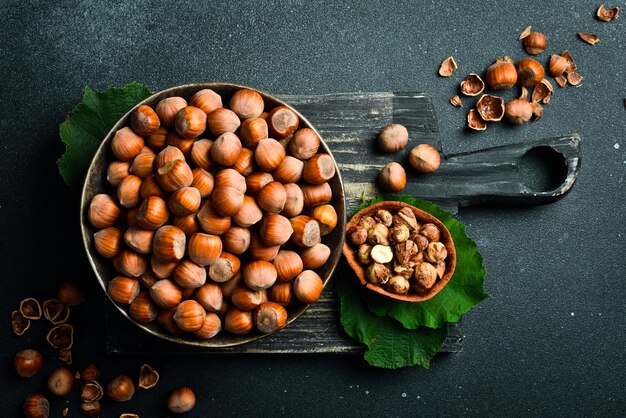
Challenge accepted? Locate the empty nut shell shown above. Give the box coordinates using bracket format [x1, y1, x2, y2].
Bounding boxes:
[46, 324, 74, 350]
[138, 364, 160, 389]
[467, 108, 487, 131]
[12, 310, 30, 335]
[476, 94, 505, 122]
[438, 56, 458, 77]
[42, 299, 70, 324]
[460, 73, 485, 96]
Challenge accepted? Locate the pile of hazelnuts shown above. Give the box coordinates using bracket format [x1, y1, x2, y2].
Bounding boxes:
[88, 87, 338, 340]
[347, 206, 448, 295]
[375, 123, 442, 193]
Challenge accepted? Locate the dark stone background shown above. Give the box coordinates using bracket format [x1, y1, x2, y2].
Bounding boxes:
[0, 1, 624, 416]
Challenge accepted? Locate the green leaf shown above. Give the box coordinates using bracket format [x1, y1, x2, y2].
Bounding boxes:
[336, 270, 448, 369]
[57, 82, 153, 190]
[355, 195, 489, 329]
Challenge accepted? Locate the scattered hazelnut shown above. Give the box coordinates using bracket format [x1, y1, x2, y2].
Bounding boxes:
[408, 144, 441, 173]
[521, 31, 547, 55]
[107, 375, 135, 402]
[366, 263, 391, 285]
[505, 92, 534, 125]
[548, 54, 569, 77]
[485, 58, 517, 90]
[377, 123, 409, 153]
[47, 367, 74, 396]
[14, 349, 43, 377]
[23, 393, 49, 418]
[167, 387, 196, 414]
[377, 162, 407, 193]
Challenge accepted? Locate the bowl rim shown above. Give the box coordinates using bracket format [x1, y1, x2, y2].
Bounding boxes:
[342, 200, 456, 302]
[80, 81, 346, 347]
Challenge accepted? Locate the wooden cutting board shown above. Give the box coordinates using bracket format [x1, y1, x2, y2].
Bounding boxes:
[105, 92, 580, 354]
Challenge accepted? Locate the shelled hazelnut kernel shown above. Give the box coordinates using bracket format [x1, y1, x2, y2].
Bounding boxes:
[90, 87, 338, 342]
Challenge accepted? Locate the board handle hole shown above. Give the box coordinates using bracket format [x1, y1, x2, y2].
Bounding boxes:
[519, 146, 568, 192]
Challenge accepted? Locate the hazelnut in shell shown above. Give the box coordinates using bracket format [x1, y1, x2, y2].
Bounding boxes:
[408, 144, 441, 173]
[107, 160, 131, 187]
[300, 243, 331, 270]
[211, 132, 242, 167]
[174, 106, 206, 139]
[167, 387, 196, 414]
[107, 375, 135, 402]
[240, 117, 269, 148]
[289, 128, 320, 160]
[261, 213, 294, 246]
[301, 182, 332, 207]
[309, 204, 337, 235]
[272, 156, 304, 184]
[14, 349, 43, 377]
[130, 150, 156, 179]
[212, 186, 245, 216]
[156, 159, 193, 192]
[231, 287, 267, 311]
[232, 195, 263, 228]
[146, 126, 168, 151]
[191, 168, 214, 198]
[23, 393, 49, 418]
[548, 54, 567, 77]
[136, 196, 168, 230]
[155, 97, 187, 126]
[255, 138, 286, 171]
[516, 58, 545, 88]
[208, 252, 240, 283]
[111, 127, 145, 161]
[522, 31, 547, 55]
[115, 249, 147, 277]
[303, 153, 336, 185]
[194, 313, 222, 339]
[243, 260, 278, 291]
[377, 162, 406, 192]
[273, 250, 304, 282]
[207, 107, 240, 136]
[289, 215, 321, 248]
[232, 147, 256, 176]
[258, 181, 287, 213]
[245, 172, 274, 196]
[189, 89, 222, 114]
[268, 282, 293, 306]
[195, 283, 224, 312]
[485, 59, 517, 90]
[150, 279, 182, 309]
[377, 123, 408, 153]
[108, 277, 140, 305]
[225, 308, 253, 335]
[189, 139, 214, 171]
[222, 226, 251, 254]
[173, 300, 206, 332]
[47, 367, 74, 396]
[123, 226, 154, 254]
[293, 270, 324, 303]
[153, 225, 186, 262]
[155, 145, 185, 169]
[89, 194, 120, 229]
[173, 260, 207, 289]
[254, 302, 287, 333]
[168, 186, 202, 217]
[230, 88, 265, 119]
[249, 234, 280, 261]
[282, 183, 305, 217]
[197, 200, 231, 235]
[268, 105, 299, 139]
[117, 175, 142, 208]
[94, 227, 122, 259]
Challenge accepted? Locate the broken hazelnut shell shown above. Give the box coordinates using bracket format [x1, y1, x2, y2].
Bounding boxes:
[467, 108, 487, 131]
[19, 298, 42, 320]
[578, 32, 600, 45]
[12, 310, 30, 335]
[46, 324, 74, 350]
[438, 56, 458, 77]
[460, 73, 485, 96]
[476, 94, 505, 122]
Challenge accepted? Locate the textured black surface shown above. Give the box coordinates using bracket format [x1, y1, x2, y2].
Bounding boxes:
[0, 1, 624, 417]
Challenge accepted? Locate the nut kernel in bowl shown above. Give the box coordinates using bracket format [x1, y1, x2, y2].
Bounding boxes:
[81, 83, 346, 347]
[342, 201, 456, 302]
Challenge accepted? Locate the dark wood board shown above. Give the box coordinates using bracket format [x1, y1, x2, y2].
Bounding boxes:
[106, 92, 581, 355]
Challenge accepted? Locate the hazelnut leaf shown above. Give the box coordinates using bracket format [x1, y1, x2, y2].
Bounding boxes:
[347, 195, 489, 330]
[335, 272, 448, 369]
[57, 82, 153, 190]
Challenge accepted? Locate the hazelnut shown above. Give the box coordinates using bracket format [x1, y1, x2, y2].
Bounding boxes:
[273, 250, 304, 282]
[155, 97, 187, 126]
[222, 226, 251, 254]
[117, 175, 143, 208]
[191, 168, 215, 198]
[245, 172, 274, 196]
[516, 58, 544, 87]
[155, 145, 185, 169]
[230, 88, 265, 119]
[107, 160, 131, 187]
[414, 262, 438, 291]
[150, 279, 182, 309]
[225, 308, 253, 335]
[146, 126, 168, 151]
[260, 213, 294, 246]
[425, 242, 447, 263]
[393, 262, 414, 279]
[309, 204, 338, 236]
[111, 127, 145, 161]
[153, 225, 186, 262]
[434, 261, 446, 279]
[390, 224, 410, 244]
[173, 260, 207, 289]
[300, 243, 331, 270]
[348, 225, 368, 246]
[293, 270, 324, 303]
[47, 367, 74, 396]
[207, 107, 241, 136]
[88, 194, 120, 229]
[240, 117, 269, 148]
[377, 162, 406, 192]
[94, 227, 123, 259]
[377, 123, 408, 153]
[249, 233, 281, 261]
[289, 215, 321, 248]
[232, 195, 263, 228]
[268, 105, 299, 139]
[395, 208, 420, 231]
[194, 313, 222, 339]
[460, 73, 485, 96]
[174, 106, 206, 139]
[273, 156, 304, 184]
[370, 244, 393, 263]
[190, 139, 215, 171]
[505, 95, 533, 125]
[124, 225, 154, 254]
[254, 302, 288, 333]
[215, 168, 247, 196]
[357, 244, 373, 265]
[80, 401, 101, 416]
[157, 309, 182, 334]
[258, 181, 287, 213]
[522, 31, 547, 55]
[420, 223, 441, 242]
[232, 147, 256, 176]
[410, 233, 430, 251]
[301, 182, 332, 207]
[282, 183, 305, 217]
[549, 54, 568, 77]
[366, 263, 391, 285]
[387, 276, 410, 294]
[289, 128, 320, 160]
[375, 209, 393, 227]
[108, 277, 140, 305]
[268, 282, 294, 306]
[156, 159, 193, 192]
[136, 196, 169, 230]
[167, 387, 196, 414]
[174, 300, 206, 332]
[243, 260, 278, 291]
[14, 349, 43, 377]
[194, 283, 224, 312]
[208, 252, 241, 283]
[211, 132, 242, 167]
[303, 153, 336, 185]
[130, 151, 156, 180]
[212, 186, 245, 216]
[23, 393, 49, 418]
[189, 89, 222, 114]
[255, 138, 286, 171]
[231, 287, 267, 311]
[107, 375, 135, 402]
[367, 223, 390, 246]
[195, 201, 230, 235]
[129, 291, 158, 323]
[115, 249, 147, 277]
[140, 175, 165, 199]
[485, 59, 518, 90]
[409, 144, 441, 173]
[151, 256, 178, 280]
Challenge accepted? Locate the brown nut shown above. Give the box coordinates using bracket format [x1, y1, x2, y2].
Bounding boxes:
[420, 223, 441, 242]
[123, 226, 154, 254]
[425, 241, 447, 263]
[173, 260, 207, 289]
[206, 107, 240, 136]
[460, 73, 485, 96]
[548, 54, 568, 77]
[377, 123, 409, 153]
[367, 223, 390, 246]
[108, 277, 140, 305]
[303, 153, 336, 185]
[146, 126, 168, 151]
[150, 279, 182, 309]
[255, 138, 286, 171]
[222, 226, 251, 255]
[155, 145, 184, 168]
[215, 168, 247, 193]
[240, 117, 269, 149]
[309, 204, 338, 236]
[348, 225, 368, 246]
[230, 88, 265, 119]
[107, 160, 131, 187]
[300, 243, 331, 270]
[414, 262, 438, 291]
[156, 159, 193, 192]
[268, 105, 299, 139]
[167, 387, 196, 414]
[23, 393, 50, 418]
[272, 156, 304, 184]
[243, 260, 278, 291]
[254, 302, 287, 333]
[366, 263, 391, 285]
[301, 182, 332, 207]
[211, 132, 243, 167]
[174, 300, 206, 332]
[522, 31, 547, 54]
[80, 363, 101, 381]
[117, 175, 143, 208]
[232, 195, 263, 228]
[408, 144, 441, 173]
[47, 367, 74, 396]
[129, 292, 158, 323]
[245, 172, 274, 196]
[191, 168, 214, 198]
[197, 200, 231, 234]
[211, 186, 245, 217]
[375, 209, 393, 227]
[153, 225, 186, 262]
[438, 56, 458, 77]
[136, 196, 169, 230]
[194, 312, 222, 339]
[517, 58, 545, 87]
[57, 280, 85, 306]
[231, 287, 267, 311]
[387, 276, 410, 294]
[258, 181, 287, 213]
[394, 207, 419, 231]
[282, 183, 304, 217]
[130, 151, 156, 179]
[107, 375, 135, 402]
[289, 215, 321, 248]
[390, 224, 410, 244]
[189, 88, 222, 114]
[394, 240, 418, 265]
[194, 283, 224, 312]
[289, 128, 320, 160]
[140, 175, 165, 199]
[14, 349, 43, 377]
[111, 127, 145, 161]
[175, 106, 206, 139]
[232, 147, 256, 177]
[273, 250, 304, 282]
[476, 94, 505, 122]
[268, 282, 294, 306]
[88, 194, 120, 229]
[505, 95, 533, 125]
[156, 97, 187, 126]
[224, 308, 253, 335]
[357, 244, 373, 265]
[260, 213, 294, 246]
[189, 139, 214, 171]
[485, 58, 518, 90]
[377, 162, 406, 192]
[249, 234, 281, 261]
[293, 270, 324, 303]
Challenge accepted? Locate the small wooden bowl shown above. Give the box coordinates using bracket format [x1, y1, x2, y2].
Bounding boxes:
[342, 201, 456, 302]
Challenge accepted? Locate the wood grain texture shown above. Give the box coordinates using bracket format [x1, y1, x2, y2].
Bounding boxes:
[106, 92, 465, 354]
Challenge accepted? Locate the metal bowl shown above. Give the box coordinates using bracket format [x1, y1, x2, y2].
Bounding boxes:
[342, 201, 455, 302]
[80, 82, 346, 347]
